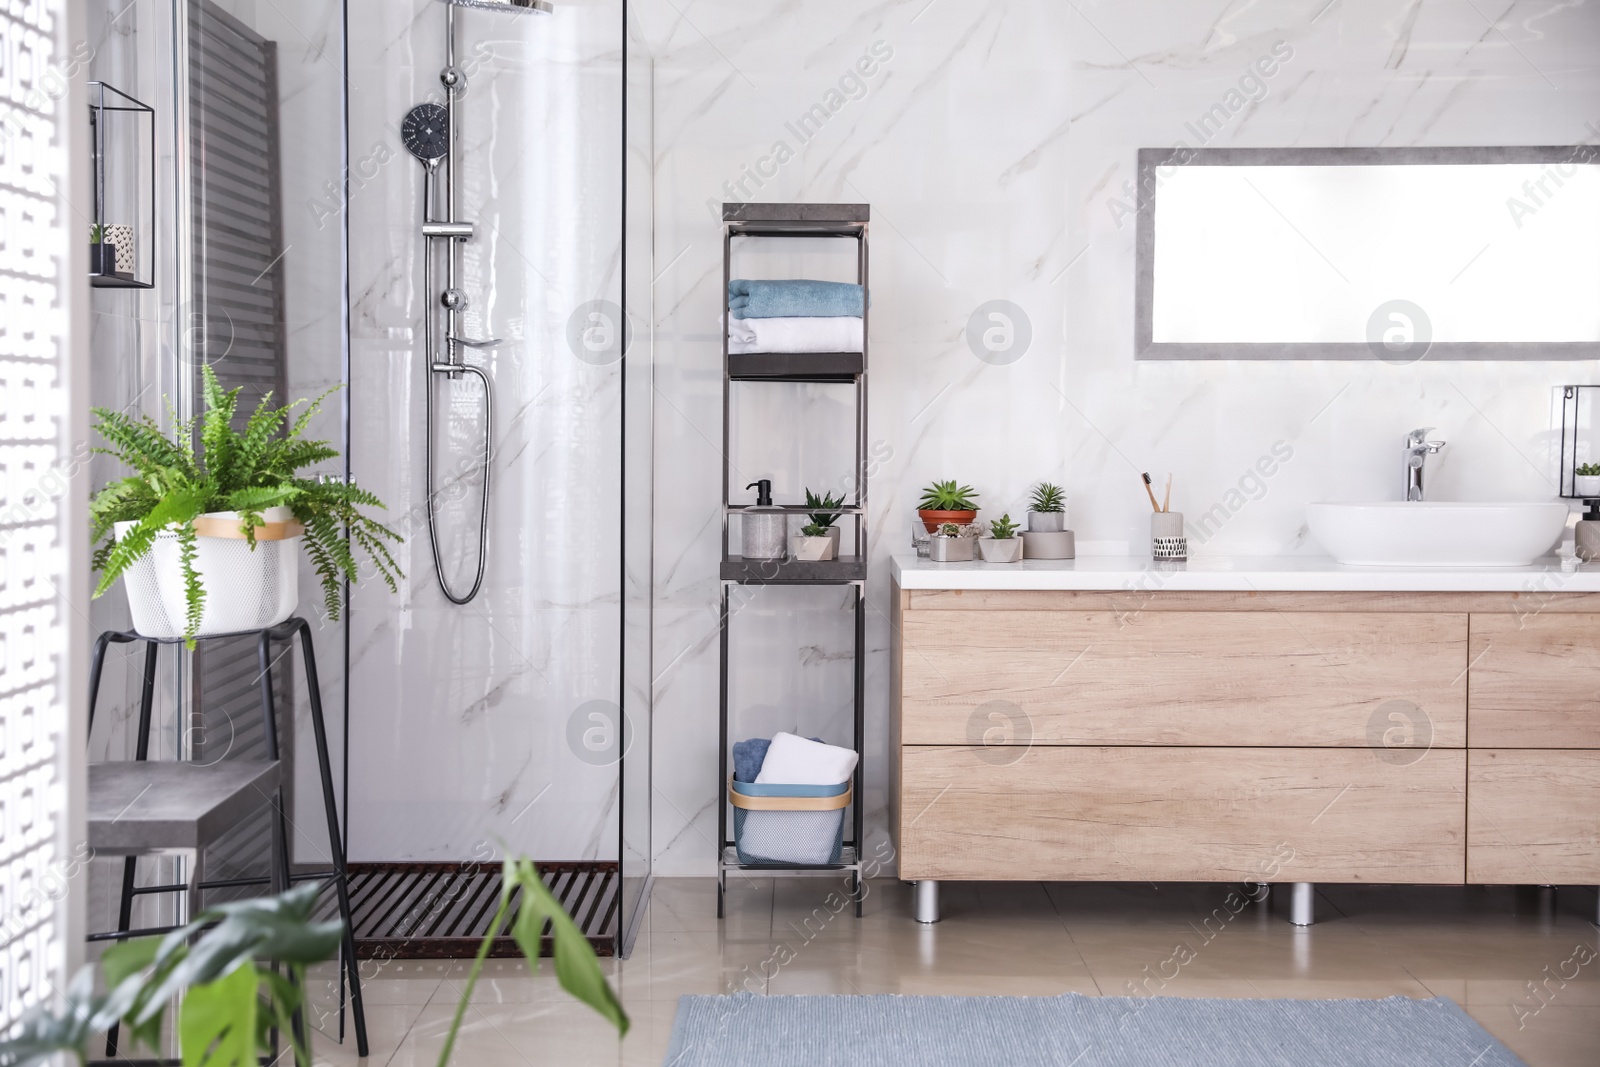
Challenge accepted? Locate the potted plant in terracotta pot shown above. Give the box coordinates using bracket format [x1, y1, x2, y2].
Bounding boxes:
[90, 365, 402, 647]
[979, 513, 1023, 563]
[917, 479, 978, 532]
[805, 487, 846, 557]
[1577, 463, 1600, 498]
[1028, 481, 1066, 531]
[791, 522, 835, 561]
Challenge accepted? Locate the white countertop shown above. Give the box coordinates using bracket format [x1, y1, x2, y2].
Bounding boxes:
[891, 554, 1600, 592]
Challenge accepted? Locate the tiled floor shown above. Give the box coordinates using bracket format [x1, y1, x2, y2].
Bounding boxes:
[303, 878, 1600, 1066]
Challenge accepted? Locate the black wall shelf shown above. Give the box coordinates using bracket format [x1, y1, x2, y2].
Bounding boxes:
[87, 81, 156, 290]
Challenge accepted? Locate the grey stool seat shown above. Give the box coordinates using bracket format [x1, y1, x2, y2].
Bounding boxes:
[88, 761, 281, 854]
[87, 617, 368, 1060]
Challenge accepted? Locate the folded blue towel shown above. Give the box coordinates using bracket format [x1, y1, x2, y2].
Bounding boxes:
[732, 738, 770, 783]
[732, 736, 824, 782]
[729, 279, 865, 320]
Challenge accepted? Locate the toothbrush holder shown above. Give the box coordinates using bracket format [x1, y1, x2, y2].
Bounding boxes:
[1151, 511, 1187, 561]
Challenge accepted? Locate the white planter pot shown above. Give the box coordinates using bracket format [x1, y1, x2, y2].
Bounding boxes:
[1028, 511, 1065, 532]
[1576, 474, 1600, 498]
[115, 506, 301, 639]
[978, 537, 1023, 563]
[105, 223, 135, 274]
[790, 535, 834, 562]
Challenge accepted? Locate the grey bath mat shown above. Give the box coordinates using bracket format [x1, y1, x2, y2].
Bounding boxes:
[662, 993, 1524, 1066]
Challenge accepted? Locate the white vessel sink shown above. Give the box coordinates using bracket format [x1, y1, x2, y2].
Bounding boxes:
[1306, 502, 1569, 567]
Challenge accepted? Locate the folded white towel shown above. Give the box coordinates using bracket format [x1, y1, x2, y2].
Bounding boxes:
[728, 316, 863, 355]
[753, 731, 859, 786]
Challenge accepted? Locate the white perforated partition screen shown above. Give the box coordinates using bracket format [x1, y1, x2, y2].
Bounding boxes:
[0, 0, 83, 1029]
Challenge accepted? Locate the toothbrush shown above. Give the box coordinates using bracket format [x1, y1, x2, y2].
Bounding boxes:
[1162, 475, 1171, 513]
[1141, 473, 1161, 513]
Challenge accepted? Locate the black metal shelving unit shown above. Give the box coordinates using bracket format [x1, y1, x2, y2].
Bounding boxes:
[718, 202, 869, 917]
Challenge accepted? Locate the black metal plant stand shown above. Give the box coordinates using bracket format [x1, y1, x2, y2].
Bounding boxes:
[87, 617, 369, 1059]
[717, 203, 870, 918]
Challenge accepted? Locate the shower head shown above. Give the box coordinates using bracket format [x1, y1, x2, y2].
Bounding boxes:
[441, 0, 553, 11]
[401, 103, 449, 162]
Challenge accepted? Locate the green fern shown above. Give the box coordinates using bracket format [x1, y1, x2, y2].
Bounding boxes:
[90, 365, 402, 647]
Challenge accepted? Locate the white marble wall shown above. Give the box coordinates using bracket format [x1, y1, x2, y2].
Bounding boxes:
[344, 0, 626, 862]
[637, 0, 1600, 875]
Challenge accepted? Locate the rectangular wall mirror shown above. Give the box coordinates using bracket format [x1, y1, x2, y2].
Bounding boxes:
[1135, 146, 1600, 360]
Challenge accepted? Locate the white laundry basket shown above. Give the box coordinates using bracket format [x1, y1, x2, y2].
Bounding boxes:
[115, 506, 302, 639]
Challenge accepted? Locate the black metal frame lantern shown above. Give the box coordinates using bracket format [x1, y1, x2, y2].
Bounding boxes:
[87, 81, 155, 289]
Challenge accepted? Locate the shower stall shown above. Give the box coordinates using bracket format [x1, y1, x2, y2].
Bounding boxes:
[82, 0, 653, 1013]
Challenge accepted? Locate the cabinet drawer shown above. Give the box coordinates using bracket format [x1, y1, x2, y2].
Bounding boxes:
[898, 746, 1466, 883]
[1467, 750, 1600, 883]
[1468, 614, 1600, 748]
[899, 610, 1466, 747]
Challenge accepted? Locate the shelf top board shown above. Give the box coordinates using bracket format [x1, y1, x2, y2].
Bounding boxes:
[723, 202, 870, 224]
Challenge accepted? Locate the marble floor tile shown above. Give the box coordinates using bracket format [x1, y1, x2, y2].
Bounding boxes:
[301, 879, 1596, 1067]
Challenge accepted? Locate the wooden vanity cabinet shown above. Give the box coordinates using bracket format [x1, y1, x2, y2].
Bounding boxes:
[890, 588, 1600, 886]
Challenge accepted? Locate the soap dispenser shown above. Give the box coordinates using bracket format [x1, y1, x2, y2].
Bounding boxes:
[741, 479, 787, 559]
[1577, 501, 1600, 562]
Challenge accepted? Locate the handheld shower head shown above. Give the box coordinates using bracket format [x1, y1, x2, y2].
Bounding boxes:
[441, 0, 553, 11]
[400, 103, 449, 162]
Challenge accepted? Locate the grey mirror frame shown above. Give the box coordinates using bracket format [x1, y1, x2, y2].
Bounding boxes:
[1134, 145, 1600, 361]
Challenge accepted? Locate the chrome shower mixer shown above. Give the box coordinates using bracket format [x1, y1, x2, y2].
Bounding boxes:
[400, 0, 551, 604]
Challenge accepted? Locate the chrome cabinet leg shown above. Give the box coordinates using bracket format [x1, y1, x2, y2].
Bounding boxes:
[1288, 882, 1315, 926]
[914, 880, 940, 924]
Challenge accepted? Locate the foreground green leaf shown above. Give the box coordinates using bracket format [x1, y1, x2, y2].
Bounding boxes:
[179, 962, 258, 1067]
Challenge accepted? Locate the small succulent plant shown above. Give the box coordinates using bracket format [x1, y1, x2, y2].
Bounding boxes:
[1579, 463, 1600, 476]
[1029, 482, 1065, 513]
[989, 513, 1020, 540]
[90, 223, 105, 244]
[800, 522, 830, 537]
[918, 479, 978, 512]
[804, 488, 845, 529]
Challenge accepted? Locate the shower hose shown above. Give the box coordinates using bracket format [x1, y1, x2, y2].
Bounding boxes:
[422, 237, 492, 605]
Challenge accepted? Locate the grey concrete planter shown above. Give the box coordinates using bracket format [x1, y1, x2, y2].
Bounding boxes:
[978, 537, 1023, 563]
[1028, 511, 1065, 532]
[928, 536, 975, 562]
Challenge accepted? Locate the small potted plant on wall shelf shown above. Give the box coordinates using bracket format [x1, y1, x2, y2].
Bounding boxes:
[804, 487, 846, 557]
[791, 522, 836, 561]
[917, 479, 979, 532]
[1577, 463, 1600, 497]
[89, 222, 116, 275]
[980, 513, 1023, 563]
[1028, 481, 1066, 531]
[90, 365, 402, 647]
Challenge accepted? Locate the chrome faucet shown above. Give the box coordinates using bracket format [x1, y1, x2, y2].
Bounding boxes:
[1403, 427, 1445, 501]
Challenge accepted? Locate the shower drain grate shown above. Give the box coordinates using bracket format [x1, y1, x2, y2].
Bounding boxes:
[340, 861, 618, 959]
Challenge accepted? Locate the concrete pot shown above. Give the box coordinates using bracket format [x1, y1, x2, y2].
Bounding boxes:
[1028, 511, 1065, 532]
[928, 536, 975, 562]
[1022, 530, 1075, 559]
[790, 535, 834, 561]
[979, 537, 1023, 563]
